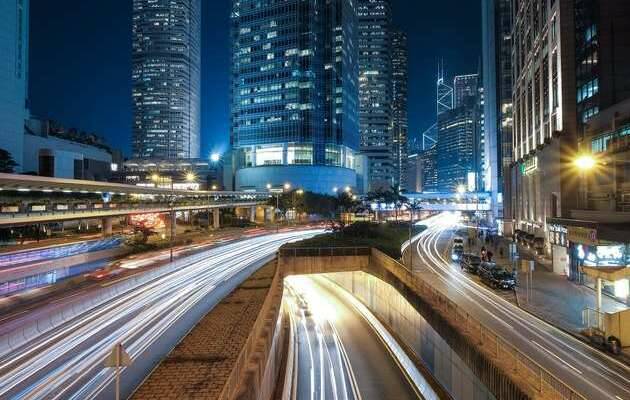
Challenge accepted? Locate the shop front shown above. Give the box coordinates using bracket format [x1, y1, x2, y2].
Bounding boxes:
[547, 218, 630, 305]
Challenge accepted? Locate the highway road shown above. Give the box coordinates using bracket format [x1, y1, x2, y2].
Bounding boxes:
[0, 230, 320, 399]
[284, 275, 427, 400]
[414, 213, 630, 400]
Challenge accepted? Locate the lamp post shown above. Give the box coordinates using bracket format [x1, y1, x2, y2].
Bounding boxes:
[152, 171, 196, 262]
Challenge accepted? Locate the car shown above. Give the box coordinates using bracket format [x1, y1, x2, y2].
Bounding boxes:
[453, 237, 464, 246]
[451, 245, 464, 261]
[460, 253, 481, 274]
[477, 261, 497, 278]
[479, 264, 516, 290]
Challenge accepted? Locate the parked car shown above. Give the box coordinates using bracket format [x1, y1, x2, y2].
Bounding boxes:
[453, 237, 464, 246]
[460, 253, 481, 274]
[480, 265, 516, 290]
[477, 261, 497, 278]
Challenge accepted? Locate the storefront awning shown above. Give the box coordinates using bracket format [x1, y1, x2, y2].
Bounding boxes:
[581, 266, 630, 281]
[547, 217, 630, 244]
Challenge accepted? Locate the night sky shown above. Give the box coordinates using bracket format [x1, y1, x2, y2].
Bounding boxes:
[28, 0, 480, 158]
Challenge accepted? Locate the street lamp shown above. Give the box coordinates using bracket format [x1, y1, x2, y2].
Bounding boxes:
[574, 153, 597, 209]
[574, 154, 597, 171]
[210, 153, 221, 163]
[457, 184, 466, 195]
[284, 182, 291, 190]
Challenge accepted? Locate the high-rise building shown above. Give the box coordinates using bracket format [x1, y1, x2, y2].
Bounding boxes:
[392, 31, 408, 191]
[482, 0, 513, 232]
[454, 74, 479, 108]
[131, 0, 201, 160]
[358, 0, 395, 192]
[229, 0, 359, 194]
[436, 99, 476, 192]
[0, 0, 29, 171]
[510, 0, 579, 255]
[407, 145, 438, 193]
[453, 73, 485, 191]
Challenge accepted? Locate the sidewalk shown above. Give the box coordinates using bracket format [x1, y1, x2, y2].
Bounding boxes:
[467, 231, 630, 360]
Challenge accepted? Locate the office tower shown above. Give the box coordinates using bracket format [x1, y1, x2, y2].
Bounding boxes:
[436, 99, 476, 192]
[230, 0, 359, 194]
[131, 0, 201, 160]
[392, 31, 408, 191]
[574, 0, 630, 130]
[0, 0, 29, 171]
[511, 0, 579, 252]
[454, 74, 479, 108]
[358, 0, 395, 192]
[482, 0, 513, 232]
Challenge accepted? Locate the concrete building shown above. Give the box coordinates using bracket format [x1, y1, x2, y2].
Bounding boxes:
[545, 1, 630, 294]
[510, 0, 579, 252]
[23, 118, 116, 181]
[0, 0, 29, 171]
[406, 145, 438, 193]
[230, 0, 359, 194]
[392, 31, 408, 191]
[131, 0, 201, 160]
[119, 158, 222, 190]
[358, 0, 395, 192]
[482, 0, 513, 233]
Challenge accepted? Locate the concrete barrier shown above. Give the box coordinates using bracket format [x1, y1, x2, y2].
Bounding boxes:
[278, 248, 588, 400]
[219, 260, 287, 400]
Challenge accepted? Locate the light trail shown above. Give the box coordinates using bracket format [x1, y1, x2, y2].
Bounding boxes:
[414, 214, 630, 400]
[284, 276, 422, 400]
[0, 230, 321, 399]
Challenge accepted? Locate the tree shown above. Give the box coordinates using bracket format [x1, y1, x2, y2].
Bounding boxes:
[0, 149, 18, 173]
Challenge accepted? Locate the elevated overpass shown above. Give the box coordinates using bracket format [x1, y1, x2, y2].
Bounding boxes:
[405, 191, 491, 211]
[0, 173, 271, 228]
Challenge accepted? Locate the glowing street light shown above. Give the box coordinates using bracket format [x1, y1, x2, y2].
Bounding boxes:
[575, 154, 597, 171]
[344, 186, 351, 193]
[210, 153, 221, 163]
[266, 183, 272, 190]
[284, 183, 291, 190]
[333, 187, 339, 193]
[456, 185, 466, 195]
[185, 171, 196, 182]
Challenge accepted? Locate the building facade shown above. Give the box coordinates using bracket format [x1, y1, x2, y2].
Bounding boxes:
[131, 0, 201, 160]
[0, 0, 29, 171]
[482, 0, 514, 232]
[391, 31, 408, 191]
[407, 145, 438, 193]
[229, 0, 359, 194]
[511, 0, 579, 254]
[23, 118, 117, 181]
[358, 0, 395, 192]
[436, 102, 476, 192]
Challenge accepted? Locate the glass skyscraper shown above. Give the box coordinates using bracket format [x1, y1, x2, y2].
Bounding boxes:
[230, 0, 359, 194]
[131, 0, 201, 160]
[0, 0, 29, 171]
[392, 31, 408, 191]
[358, 0, 395, 192]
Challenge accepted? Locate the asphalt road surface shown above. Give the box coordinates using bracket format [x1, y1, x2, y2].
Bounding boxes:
[0, 230, 320, 399]
[285, 275, 423, 400]
[414, 213, 630, 400]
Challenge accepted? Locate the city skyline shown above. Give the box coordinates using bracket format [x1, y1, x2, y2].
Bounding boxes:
[27, 0, 481, 159]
